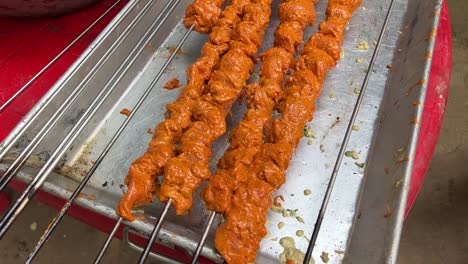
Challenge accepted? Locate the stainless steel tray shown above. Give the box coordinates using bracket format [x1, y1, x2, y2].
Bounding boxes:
[0, 0, 443, 262]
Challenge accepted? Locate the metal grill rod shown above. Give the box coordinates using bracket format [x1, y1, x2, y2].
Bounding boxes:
[0, 0, 122, 113]
[138, 199, 173, 264]
[190, 211, 216, 264]
[0, 0, 183, 238]
[26, 25, 193, 262]
[0, 0, 160, 191]
[0, 0, 142, 159]
[303, 0, 397, 262]
[94, 217, 123, 264]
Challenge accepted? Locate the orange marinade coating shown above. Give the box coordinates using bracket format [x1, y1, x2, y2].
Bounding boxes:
[215, 0, 363, 263]
[184, 0, 227, 33]
[159, 0, 273, 215]
[116, 0, 252, 221]
[203, 0, 316, 214]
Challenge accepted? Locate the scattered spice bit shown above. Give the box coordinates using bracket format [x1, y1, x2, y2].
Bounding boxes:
[168, 46, 183, 55]
[352, 125, 360, 131]
[412, 101, 421, 106]
[307, 139, 313, 145]
[353, 88, 361, 95]
[356, 41, 369, 51]
[386, 64, 393, 69]
[427, 28, 436, 39]
[304, 189, 312, 196]
[303, 126, 316, 138]
[384, 168, 390, 174]
[296, 216, 305, 224]
[396, 157, 409, 164]
[345, 150, 359, 160]
[329, 93, 336, 99]
[361, 6, 366, 10]
[355, 58, 365, 63]
[278, 222, 285, 229]
[270, 237, 279, 242]
[102, 181, 108, 187]
[320, 251, 329, 263]
[271, 204, 284, 213]
[147, 128, 154, 135]
[30, 221, 38, 231]
[394, 179, 403, 188]
[384, 205, 392, 218]
[286, 260, 295, 264]
[340, 50, 344, 59]
[146, 43, 154, 51]
[296, 230, 304, 237]
[406, 79, 426, 96]
[274, 195, 285, 207]
[355, 162, 365, 168]
[372, 41, 377, 46]
[426, 51, 432, 59]
[120, 108, 131, 116]
[282, 210, 290, 217]
[86, 195, 96, 201]
[335, 250, 345, 254]
[78, 193, 85, 199]
[163, 78, 180, 90]
[410, 119, 419, 125]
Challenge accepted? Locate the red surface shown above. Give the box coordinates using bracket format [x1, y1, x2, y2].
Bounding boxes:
[405, 0, 452, 217]
[0, 0, 452, 261]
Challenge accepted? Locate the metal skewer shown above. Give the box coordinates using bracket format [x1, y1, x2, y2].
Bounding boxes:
[303, 0, 397, 263]
[26, 24, 193, 262]
[0, 0, 122, 113]
[0, 0, 184, 239]
[190, 211, 216, 264]
[93, 217, 123, 264]
[0, 0, 161, 191]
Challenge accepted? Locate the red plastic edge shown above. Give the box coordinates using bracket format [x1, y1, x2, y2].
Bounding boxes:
[405, 0, 452, 218]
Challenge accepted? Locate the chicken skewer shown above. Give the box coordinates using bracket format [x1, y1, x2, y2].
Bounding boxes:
[159, 0, 274, 215]
[215, 0, 362, 263]
[117, 0, 252, 221]
[184, 0, 228, 33]
[202, 0, 317, 215]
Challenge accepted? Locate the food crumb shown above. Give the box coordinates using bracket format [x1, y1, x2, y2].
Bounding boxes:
[296, 216, 305, 224]
[384, 205, 392, 218]
[352, 125, 360, 131]
[353, 88, 361, 95]
[274, 195, 285, 207]
[304, 189, 312, 196]
[303, 125, 316, 138]
[355, 58, 365, 63]
[355, 162, 365, 168]
[147, 128, 154, 135]
[412, 101, 421, 106]
[168, 46, 183, 55]
[329, 93, 336, 99]
[307, 139, 313, 145]
[386, 64, 393, 69]
[278, 222, 285, 229]
[120, 108, 131, 116]
[334, 250, 345, 254]
[30, 221, 38, 231]
[271, 237, 279, 241]
[344, 150, 359, 160]
[356, 41, 369, 51]
[296, 230, 304, 237]
[340, 50, 345, 59]
[163, 78, 180, 90]
[372, 41, 377, 46]
[384, 168, 390, 174]
[361, 6, 366, 10]
[320, 251, 329, 263]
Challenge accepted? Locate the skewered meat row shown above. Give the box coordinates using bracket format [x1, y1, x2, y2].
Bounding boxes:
[159, 0, 273, 215]
[202, 0, 317, 215]
[215, 0, 362, 263]
[116, 0, 252, 221]
[184, 0, 227, 33]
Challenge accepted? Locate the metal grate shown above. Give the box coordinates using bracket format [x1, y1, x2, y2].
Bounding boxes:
[0, 0, 399, 263]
